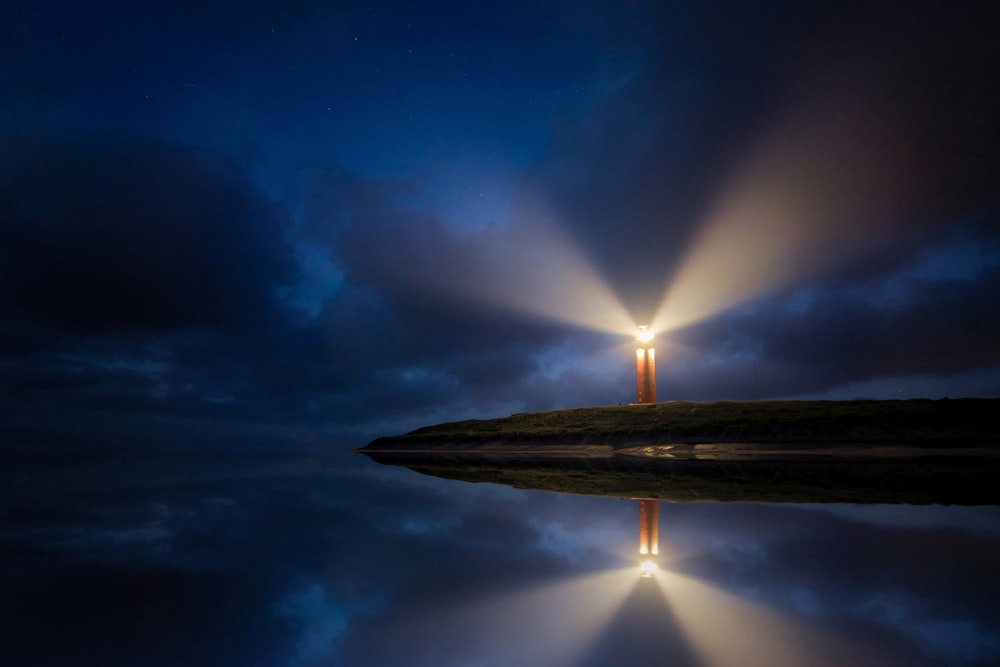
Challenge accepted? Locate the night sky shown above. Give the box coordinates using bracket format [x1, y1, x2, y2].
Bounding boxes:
[3, 0, 1000, 446]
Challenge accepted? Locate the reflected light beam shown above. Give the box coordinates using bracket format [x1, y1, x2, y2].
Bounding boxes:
[657, 569, 886, 667]
[411, 567, 639, 667]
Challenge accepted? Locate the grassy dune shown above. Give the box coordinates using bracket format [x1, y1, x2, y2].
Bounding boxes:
[364, 398, 1000, 450]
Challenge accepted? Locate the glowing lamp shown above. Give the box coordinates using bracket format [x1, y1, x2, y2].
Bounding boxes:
[639, 560, 658, 578]
[636, 325, 654, 345]
[635, 326, 656, 404]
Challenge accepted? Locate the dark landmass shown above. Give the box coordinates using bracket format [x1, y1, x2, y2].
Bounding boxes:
[364, 399, 1000, 450]
[361, 399, 1000, 505]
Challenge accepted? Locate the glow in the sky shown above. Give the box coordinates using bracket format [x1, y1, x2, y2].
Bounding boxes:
[470, 95, 914, 347]
[411, 195, 636, 336]
[485, 219, 634, 336]
[402, 85, 924, 351]
[652, 85, 911, 336]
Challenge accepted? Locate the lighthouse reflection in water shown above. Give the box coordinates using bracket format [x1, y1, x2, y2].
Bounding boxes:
[638, 499, 659, 577]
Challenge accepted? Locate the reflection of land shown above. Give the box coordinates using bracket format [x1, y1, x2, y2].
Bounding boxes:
[361, 447, 1000, 504]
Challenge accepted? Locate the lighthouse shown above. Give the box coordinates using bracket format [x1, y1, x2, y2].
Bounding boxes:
[635, 326, 656, 404]
[636, 327, 659, 576]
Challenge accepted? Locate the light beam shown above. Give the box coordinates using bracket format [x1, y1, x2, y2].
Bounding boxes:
[656, 569, 887, 667]
[652, 82, 913, 337]
[409, 567, 639, 667]
[411, 195, 636, 336]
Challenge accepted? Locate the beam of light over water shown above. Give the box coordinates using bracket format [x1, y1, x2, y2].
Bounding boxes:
[578, 574, 699, 667]
[656, 569, 894, 667]
[401, 567, 638, 667]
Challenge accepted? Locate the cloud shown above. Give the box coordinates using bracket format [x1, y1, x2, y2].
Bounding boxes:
[0, 133, 600, 446]
[0, 133, 296, 334]
[0, 133, 332, 444]
[657, 225, 1000, 398]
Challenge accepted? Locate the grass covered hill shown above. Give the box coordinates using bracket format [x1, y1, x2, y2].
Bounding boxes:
[364, 398, 1000, 451]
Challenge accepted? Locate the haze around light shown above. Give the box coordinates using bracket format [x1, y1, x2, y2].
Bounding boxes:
[432, 77, 934, 346]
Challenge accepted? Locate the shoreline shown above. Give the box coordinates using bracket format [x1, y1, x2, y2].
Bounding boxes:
[361, 399, 1000, 504]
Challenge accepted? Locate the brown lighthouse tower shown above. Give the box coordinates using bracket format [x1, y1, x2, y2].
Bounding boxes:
[635, 325, 656, 404]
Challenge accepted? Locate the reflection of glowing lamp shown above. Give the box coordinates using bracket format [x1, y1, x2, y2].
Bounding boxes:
[638, 499, 659, 576]
[635, 326, 656, 404]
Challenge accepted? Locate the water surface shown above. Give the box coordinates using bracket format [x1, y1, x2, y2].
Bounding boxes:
[2, 447, 999, 666]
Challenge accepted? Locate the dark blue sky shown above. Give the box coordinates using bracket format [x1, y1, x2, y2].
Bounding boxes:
[3, 0, 1000, 447]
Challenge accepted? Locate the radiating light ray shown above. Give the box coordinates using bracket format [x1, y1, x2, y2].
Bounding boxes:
[465, 567, 638, 667]
[657, 570, 886, 667]
[402, 567, 638, 667]
[652, 84, 912, 336]
[575, 574, 699, 666]
[384, 191, 636, 336]
[466, 214, 635, 336]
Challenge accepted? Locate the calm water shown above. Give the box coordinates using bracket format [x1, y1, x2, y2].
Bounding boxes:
[2, 447, 999, 667]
